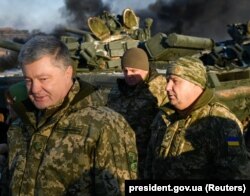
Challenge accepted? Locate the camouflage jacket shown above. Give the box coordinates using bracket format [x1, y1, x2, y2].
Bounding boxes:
[7, 78, 138, 196]
[107, 69, 168, 178]
[145, 88, 250, 179]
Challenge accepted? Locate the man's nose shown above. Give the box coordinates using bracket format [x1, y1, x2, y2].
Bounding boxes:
[166, 80, 173, 92]
[30, 81, 41, 94]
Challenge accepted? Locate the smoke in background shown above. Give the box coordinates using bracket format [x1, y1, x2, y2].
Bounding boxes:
[0, 0, 249, 41]
[61, 0, 110, 30]
[144, 0, 250, 40]
[61, 0, 250, 41]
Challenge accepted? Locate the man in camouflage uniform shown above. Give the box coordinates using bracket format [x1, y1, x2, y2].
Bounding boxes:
[6, 35, 138, 195]
[145, 56, 250, 179]
[107, 48, 168, 178]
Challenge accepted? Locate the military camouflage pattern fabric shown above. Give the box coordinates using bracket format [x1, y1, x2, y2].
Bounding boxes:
[145, 88, 250, 179]
[7, 78, 138, 196]
[167, 56, 207, 88]
[107, 69, 168, 178]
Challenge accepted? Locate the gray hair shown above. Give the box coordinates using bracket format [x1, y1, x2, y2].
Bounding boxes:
[18, 35, 72, 68]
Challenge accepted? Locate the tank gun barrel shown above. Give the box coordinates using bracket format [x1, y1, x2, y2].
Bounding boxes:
[0, 39, 22, 52]
[144, 33, 215, 62]
[63, 27, 90, 36]
[166, 33, 214, 50]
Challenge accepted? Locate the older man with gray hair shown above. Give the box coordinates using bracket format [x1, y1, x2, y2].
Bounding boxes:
[5, 35, 138, 196]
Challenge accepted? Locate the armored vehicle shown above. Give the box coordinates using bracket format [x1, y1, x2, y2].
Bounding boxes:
[0, 9, 250, 139]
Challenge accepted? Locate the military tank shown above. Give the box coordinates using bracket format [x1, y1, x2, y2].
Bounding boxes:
[0, 8, 250, 136]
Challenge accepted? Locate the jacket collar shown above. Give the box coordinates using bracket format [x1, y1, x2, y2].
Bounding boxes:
[160, 88, 215, 119]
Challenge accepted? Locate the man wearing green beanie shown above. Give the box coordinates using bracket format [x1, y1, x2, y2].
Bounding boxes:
[0, 80, 28, 188]
[107, 47, 168, 178]
[145, 56, 250, 179]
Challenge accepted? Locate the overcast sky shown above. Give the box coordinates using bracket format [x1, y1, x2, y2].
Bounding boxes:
[103, 0, 157, 13]
[0, 0, 64, 32]
[0, 0, 156, 32]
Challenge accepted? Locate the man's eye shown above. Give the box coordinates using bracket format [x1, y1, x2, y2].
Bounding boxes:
[40, 78, 48, 81]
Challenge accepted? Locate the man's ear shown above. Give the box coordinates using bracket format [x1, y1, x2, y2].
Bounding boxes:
[66, 65, 74, 78]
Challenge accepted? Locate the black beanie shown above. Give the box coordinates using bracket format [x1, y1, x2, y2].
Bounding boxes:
[122, 48, 149, 71]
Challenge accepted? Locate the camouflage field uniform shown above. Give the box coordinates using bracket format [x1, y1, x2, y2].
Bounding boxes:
[7, 78, 138, 196]
[145, 88, 250, 179]
[107, 69, 168, 178]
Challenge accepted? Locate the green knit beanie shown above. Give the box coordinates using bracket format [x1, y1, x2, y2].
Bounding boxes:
[166, 56, 207, 88]
[122, 48, 149, 71]
[8, 81, 28, 103]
